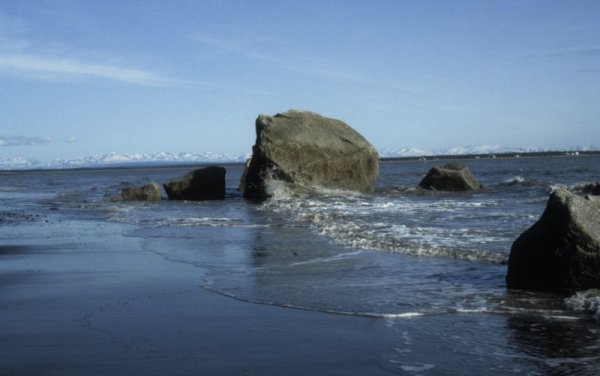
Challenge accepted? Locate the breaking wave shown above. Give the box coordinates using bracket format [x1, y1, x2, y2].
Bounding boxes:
[261, 182, 511, 264]
[564, 290, 600, 321]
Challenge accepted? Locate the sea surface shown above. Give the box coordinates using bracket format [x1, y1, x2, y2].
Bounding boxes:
[2, 155, 600, 374]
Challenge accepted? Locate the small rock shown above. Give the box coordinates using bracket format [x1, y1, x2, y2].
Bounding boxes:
[419, 163, 482, 191]
[164, 166, 226, 201]
[117, 182, 162, 201]
[581, 182, 600, 196]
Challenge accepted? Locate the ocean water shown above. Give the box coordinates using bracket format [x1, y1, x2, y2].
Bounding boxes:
[2, 155, 600, 374]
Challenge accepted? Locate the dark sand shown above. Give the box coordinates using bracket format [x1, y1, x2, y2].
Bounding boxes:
[0, 221, 406, 375]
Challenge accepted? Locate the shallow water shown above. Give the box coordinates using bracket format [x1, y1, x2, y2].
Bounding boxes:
[2, 156, 600, 374]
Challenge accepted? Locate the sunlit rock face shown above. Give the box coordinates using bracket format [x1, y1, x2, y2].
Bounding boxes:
[243, 110, 379, 201]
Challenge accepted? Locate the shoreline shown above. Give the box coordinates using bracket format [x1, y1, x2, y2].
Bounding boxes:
[1, 150, 599, 174]
[380, 150, 600, 163]
[3, 156, 600, 374]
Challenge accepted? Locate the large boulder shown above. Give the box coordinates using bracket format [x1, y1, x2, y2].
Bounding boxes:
[419, 163, 482, 191]
[164, 166, 226, 200]
[242, 110, 379, 201]
[506, 189, 600, 294]
[116, 182, 162, 201]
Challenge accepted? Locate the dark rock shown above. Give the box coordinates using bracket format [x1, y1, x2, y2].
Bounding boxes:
[164, 166, 226, 200]
[116, 182, 162, 201]
[506, 189, 600, 294]
[581, 182, 600, 196]
[242, 110, 379, 201]
[238, 158, 252, 192]
[418, 163, 482, 191]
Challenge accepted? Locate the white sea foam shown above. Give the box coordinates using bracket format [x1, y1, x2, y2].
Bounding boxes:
[454, 307, 490, 314]
[160, 217, 243, 227]
[564, 289, 600, 321]
[108, 208, 247, 228]
[262, 192, 510, 264]
[290, 249, 364, 266]
[389, 361, 435, 373]
[504, 176, 526, 185]
[400, 364, 436, 373]
[380, 312, 424, 319]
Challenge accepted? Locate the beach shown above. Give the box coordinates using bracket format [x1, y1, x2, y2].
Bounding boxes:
[2, 157, 600, 375]
[0, 218, 407, 375]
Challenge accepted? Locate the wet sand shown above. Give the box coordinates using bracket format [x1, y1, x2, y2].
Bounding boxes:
[0, 221, 403, 375]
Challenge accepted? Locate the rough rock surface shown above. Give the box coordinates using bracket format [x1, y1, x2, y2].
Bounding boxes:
[117, 182, 162, 201]
[418, 163, 482, 191]
[242, 110, 379, 201]
[506, 189, 600, 293]
[164, 166, 226, 200]
[238, 158, 252, 192]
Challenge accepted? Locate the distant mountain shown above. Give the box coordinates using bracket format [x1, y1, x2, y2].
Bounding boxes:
[0, 156, 43, 170]
[50, 151, 248, 167]
[378, 145, 596, 158]
[0, 146, 597, 170]
[378, 147, 432, 158]
[0, 151, 248, 170]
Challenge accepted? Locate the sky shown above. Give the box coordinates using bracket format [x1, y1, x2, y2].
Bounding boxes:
[1, 0, 599, 162]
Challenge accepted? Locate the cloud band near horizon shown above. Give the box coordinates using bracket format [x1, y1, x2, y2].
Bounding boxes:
[0, 135, 76, 147]
[0, 53, 170, 86]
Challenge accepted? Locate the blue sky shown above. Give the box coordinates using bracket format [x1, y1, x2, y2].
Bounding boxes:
[1, 0, 599, 162]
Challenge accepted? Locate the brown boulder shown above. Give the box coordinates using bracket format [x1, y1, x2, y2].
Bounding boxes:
[243, 110, 379, 201]
[419, 163, 482, 191]
[116, 182, 162, 201]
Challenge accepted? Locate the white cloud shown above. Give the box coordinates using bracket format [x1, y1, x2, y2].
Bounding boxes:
[192, 28, 417, 93]
[0, 53, 174, 86]
[0, 13, 177, 86]
[0, 135, 75, 147]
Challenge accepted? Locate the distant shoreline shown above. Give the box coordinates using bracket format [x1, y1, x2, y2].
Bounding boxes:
[1, 150, 599, 173]
[380, 150, 600, 163]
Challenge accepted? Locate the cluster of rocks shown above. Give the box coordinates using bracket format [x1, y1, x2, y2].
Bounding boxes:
[113, 108, 600, 296]
[117, 110, 381, 202]
[115, 166, 226, 202]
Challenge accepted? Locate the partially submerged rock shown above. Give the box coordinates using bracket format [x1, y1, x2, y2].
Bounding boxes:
[506, 189, 600, 294]
[164, 166, 226, 201]
[116, 182, 162, 201]
[419, 163, 482, 191]
[243, 110, 379, 201]
[581, 182, 600, 196]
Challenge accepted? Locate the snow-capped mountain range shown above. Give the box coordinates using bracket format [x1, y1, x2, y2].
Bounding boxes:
[0, 151, 248, 170]
[0, 145, 597, 170]
[378, 145, 597, 158]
